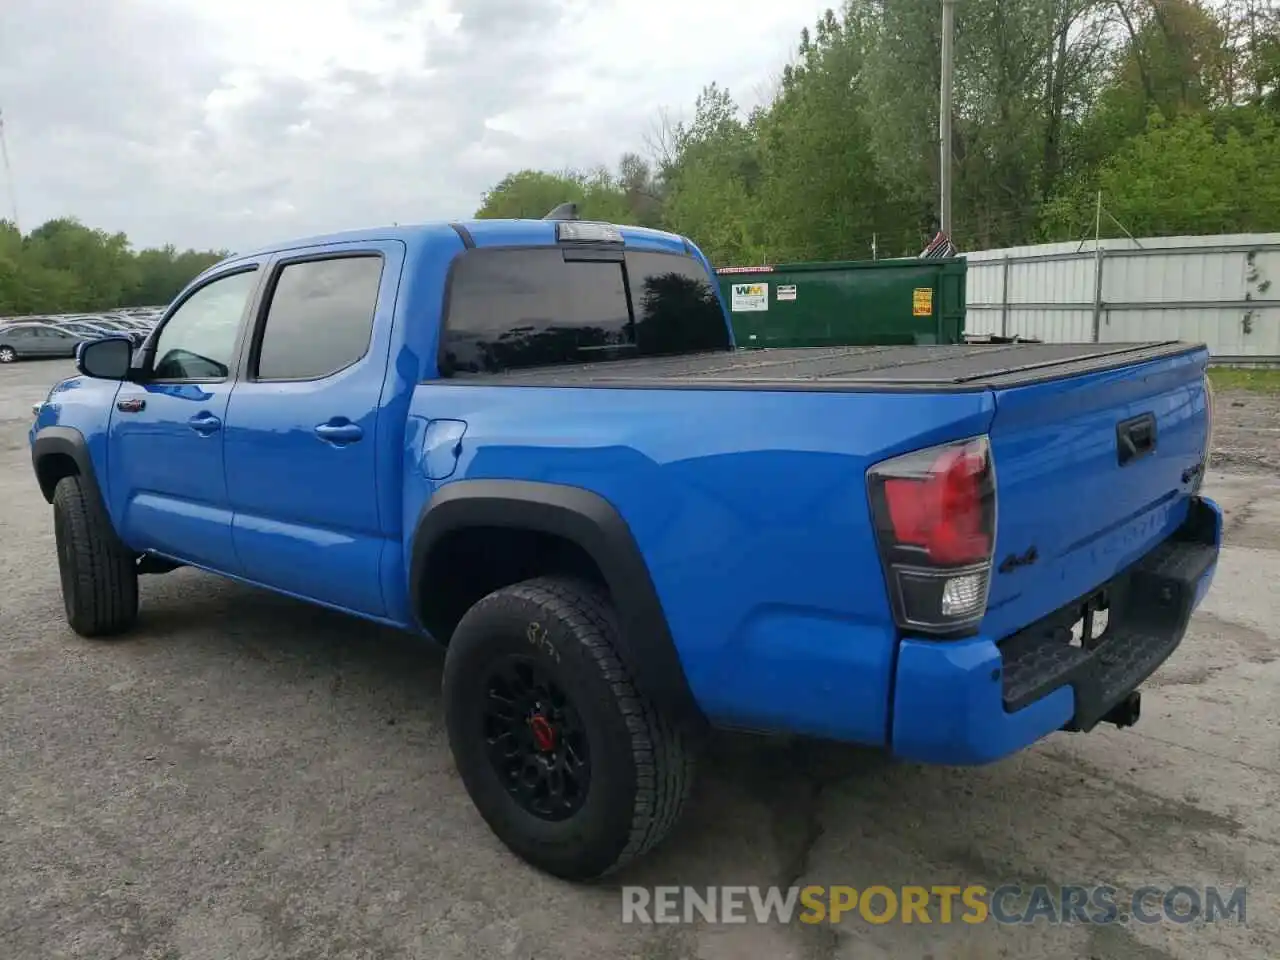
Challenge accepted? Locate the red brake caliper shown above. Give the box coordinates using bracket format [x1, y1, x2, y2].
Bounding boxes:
[528, 714, 556, 753]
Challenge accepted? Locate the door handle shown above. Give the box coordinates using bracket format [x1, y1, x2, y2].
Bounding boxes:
[314, 421, 363, 445]
[188, 413, 222, 436]
[1116, 413, 1156, 467]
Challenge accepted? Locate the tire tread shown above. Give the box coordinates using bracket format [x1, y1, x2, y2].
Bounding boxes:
[53, 474, 138, 637]
[453, 575, 695, 879]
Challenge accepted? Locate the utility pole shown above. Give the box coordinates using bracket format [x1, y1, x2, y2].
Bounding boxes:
[0, 108, 18, 233]
[939, 0, 956, 237]
[1091, 189, 1104, 343]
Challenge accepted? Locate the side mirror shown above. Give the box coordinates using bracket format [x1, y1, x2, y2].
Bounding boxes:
[76, 336, 134, 380]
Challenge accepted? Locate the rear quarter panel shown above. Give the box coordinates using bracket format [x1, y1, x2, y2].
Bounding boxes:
[403, 383, 995, 743]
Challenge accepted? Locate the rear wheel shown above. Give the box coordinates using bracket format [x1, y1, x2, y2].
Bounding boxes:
[443, 576, 695, 881]
[52, 474, 139, 637]
[0, 346, 16, 363]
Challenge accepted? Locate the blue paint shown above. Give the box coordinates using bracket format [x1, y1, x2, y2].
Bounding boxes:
[29, 216, 1221, 766]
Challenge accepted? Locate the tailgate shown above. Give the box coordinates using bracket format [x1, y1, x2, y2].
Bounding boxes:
[980, 347, 1211, 640]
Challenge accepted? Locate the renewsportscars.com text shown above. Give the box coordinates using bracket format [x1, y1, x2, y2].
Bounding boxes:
[621, 885, 1247, 926]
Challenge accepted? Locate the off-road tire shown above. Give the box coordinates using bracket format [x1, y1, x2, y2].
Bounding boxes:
[52, 474, 139, 637]
[443, 575, 695, 881]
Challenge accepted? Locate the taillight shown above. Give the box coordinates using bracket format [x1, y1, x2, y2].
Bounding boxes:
[867, 436, 996, 636]
[1197, 372, 1214, 494]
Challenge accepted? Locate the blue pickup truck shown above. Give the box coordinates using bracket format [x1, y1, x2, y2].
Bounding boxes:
[29, 211, 1221, 880]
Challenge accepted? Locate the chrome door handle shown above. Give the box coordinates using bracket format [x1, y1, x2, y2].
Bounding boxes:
[188, 413, 222, 435]
[314, 421, 363, 445]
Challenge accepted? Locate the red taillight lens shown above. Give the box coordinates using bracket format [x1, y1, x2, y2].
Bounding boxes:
[882, 444, 991, 565]
[868, 436, 996, 636]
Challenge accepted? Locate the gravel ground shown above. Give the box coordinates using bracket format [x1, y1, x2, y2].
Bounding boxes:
[1210, 388, 1280, 475]
[1, 359, 1278, 960]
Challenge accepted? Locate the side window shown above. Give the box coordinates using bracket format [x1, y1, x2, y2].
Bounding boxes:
[153, 269, 259, 380]
[441, 249, 633, 374]
[255, 256, 383, 381]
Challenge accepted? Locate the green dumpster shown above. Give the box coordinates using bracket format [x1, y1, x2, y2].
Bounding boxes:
[715, 257, 966, 349]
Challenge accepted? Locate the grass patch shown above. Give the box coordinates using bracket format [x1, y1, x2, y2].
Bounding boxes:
[1208, 366, 1280, 393]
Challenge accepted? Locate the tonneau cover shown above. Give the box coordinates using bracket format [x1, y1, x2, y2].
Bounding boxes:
[442, 342, 1202, 392]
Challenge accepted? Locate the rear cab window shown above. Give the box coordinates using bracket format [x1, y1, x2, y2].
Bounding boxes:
[253, 255, 384, 381]
[440, 247, 729, 376]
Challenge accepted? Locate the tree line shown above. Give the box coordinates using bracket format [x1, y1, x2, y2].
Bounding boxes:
[0, 218, 226, 318]
[476, 0, 1280, 266]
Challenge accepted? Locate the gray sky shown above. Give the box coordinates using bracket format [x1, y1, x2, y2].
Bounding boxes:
[1, 0, 832, 252]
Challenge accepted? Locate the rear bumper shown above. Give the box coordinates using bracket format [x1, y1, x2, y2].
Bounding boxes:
[889, 496, 1222, 766]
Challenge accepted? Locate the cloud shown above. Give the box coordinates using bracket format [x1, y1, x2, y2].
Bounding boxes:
[0, 0, 830, 251]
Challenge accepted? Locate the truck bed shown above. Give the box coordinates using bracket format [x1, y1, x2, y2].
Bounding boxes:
[444, 342, 1202, 392]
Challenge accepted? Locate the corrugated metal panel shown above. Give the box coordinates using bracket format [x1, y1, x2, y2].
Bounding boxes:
[963, 233, 1280, 357]
[967, 261, 1004, 304]
[1008, 256, 1094, 304]
[1104, 306, 1280, 356]
[965, 308, 1000, 336]
[1007, 309, 1093, 342]
[1103, 250, 1242, 303]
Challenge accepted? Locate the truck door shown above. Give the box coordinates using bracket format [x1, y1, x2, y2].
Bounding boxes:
[107, 265, 263, 571]
[222, 242, 404, 618]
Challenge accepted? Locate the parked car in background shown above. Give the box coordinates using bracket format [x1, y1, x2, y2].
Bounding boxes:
[50, 320, 119, 340]
[47, 318, 148, 348]
[0, 323, 84, 362]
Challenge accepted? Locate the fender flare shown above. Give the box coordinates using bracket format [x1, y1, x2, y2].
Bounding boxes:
[31, 426, 104, 507]
[409, 479, 706, 729]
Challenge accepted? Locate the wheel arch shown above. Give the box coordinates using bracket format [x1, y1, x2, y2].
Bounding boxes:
[32, 426, 101, 506]
[410, 479, 706, 729]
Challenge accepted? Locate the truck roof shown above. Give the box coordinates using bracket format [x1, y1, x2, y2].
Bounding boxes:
[225, 218, 694, 263]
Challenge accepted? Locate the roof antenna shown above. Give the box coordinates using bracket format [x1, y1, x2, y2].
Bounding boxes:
[542, 202, 580, 221]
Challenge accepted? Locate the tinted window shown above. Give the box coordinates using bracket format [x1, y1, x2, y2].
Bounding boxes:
[256, 256, 383, 380]
[441, 248, 729, 375]
[625, 251, 731, 356]
[153, 269, 259, 380]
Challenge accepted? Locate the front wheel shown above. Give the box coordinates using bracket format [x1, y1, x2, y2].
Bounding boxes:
[0, 346, 16, 363]
[443, 576, 695, 881]
[52, 474, 139, 637]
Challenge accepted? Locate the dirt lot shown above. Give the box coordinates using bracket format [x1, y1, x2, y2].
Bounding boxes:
[1, 359, 1278, 960]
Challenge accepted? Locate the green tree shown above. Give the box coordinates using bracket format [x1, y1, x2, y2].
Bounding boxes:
[752, 9, 892, 260]
[660, 83, 766, 265]
[1042, 111, 1280, 237]
[475, 170, 590, 219]
[22, 218, 140, 309]
[0, 217, 226, 317]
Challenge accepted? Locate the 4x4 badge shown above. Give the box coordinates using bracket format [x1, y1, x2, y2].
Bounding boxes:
[998, 546, 1038, 574]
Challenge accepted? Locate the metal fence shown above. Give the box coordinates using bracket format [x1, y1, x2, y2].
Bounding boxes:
[964, 233, 1280, 361]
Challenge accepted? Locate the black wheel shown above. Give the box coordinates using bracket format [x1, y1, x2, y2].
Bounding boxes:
[52, 474, 139, 637]
[0, 345, 16, 363]
[443, 576, 695, 881]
